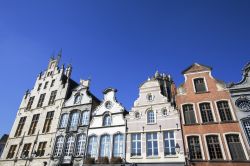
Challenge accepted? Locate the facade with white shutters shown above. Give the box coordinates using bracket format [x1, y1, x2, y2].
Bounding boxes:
[126, 72, 185, 166]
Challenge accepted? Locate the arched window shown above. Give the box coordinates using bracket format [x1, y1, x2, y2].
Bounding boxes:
[64, 136, 75, 156]
[54, 136, 64, 157]
[100, 135, 111, 157]
[60, 114, 68, 128]
[147, 110, 155, 124]
[103, 114, 111, 126]
[113, 133, 124, 157]
[81, 111, 89, 126]
[74, 94, 82, 104]
[87, 136, 98, 158]
[75, 134, 86, 156]
[70, 112, 79, 129]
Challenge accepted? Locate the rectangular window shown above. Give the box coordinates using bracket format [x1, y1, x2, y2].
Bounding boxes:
[182, 104, 196, 124]
[44, 81, 49, 89]
[131, 133, 141, 156]
[242, 118, 250, 145]
[42, 111, 54, 133]
[164, 131, 176, 155]
[226, 134, 246, 160]
[187, 136, 202, 160]
[28, 114, 40, 135]
[6, 145, 17, 159]
[194, 78, 207, 93]
[26, 96, 35, 110]
[199, 103, 214, 123]
[21, 143, 31, 158]
[37, 93, 46, 108]
[206, 135, 223, 160]
[37, 83, 42, 91]
[36, 142, 47, 157]
[217, 101, 233, 122]
[14, 117, 27, 137]
[50, 79, 55, 87]
[146, 132, 158, 156]
[48, 90, 57, 105]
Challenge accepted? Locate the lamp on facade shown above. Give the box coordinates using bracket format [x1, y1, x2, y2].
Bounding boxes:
[175, 143, 180, 154]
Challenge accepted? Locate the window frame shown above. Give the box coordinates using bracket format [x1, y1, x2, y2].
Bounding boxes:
[192, 77, 208, 93]
[28, 114, 40, 135]
[75, 133, 87, 156]
[103, 114, 112, 127]
[113, 133, 124, 158]
[181, 103, 197, 124]
[146, 132, 159, 157]
[131, 133, 142, 157]
[215, 100, 235, 122]
[198, 102, 216, 123]
[204, 134, 225, 160]
[59, 113, 69, 128]
[87, 135, 98, 158]
[186, 135, 203, 160]
[163, 131, 176, 156]
[54, 136, 64, 157]
[99, 134, 111, 158]
[147, 109, 156, 124]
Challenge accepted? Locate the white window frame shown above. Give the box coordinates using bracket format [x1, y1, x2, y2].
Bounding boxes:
[130, 133, 142, 157]
[70, 111, 80, 128]
[81, 111, 89, 126]
[192, 77, 208, 93]
[75, 134, 86, 156]
[214, 99, 236, 122]
[146, 109, 156, 124]
[54, 136, 64, 157]
[59, 113, 69, 128]
[113, 133, 124, 158]
[197, 101, 217, 123]
[64, 135, 75, 156]
[87, 135, 98, 158]
[146, 132, 159, 157]
[180, 103, 198, 124]
[163, 130, 176, 156]
[185, 134, 205, 160]
[99, 134, 111, 158]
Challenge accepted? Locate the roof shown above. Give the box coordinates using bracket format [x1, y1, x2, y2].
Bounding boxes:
[181, 63, 212, 74]
[0, 134, 9, 143]
[103, 87, 117, 94]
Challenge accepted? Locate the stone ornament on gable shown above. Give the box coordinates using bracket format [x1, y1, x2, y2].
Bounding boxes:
[235, 96, 250, 112]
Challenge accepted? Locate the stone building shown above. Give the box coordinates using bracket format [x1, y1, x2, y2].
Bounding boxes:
[50, 79, 100, 166]
[228, 62, 250, 159]
[126, 72, 185, 166]
[0, 55, 77, 166]
[0, 134, 9, 158]
[86, 88, 127, 164]
[176, 63, 249, 166]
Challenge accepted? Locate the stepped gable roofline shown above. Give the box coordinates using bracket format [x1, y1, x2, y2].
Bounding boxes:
[139, 71, 171, 88]
[181, 63, 212, 75]
[103, 87, 117, 94]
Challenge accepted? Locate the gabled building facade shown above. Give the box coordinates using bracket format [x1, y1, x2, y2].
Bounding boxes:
[176, 63, 249, 166]
[126, 72, 185, 166]
[50, 79, 100, 166]
[0, 55, 77, 166]
[0, 134, 9, 159]
[228, 62, 250, 159]
[86, 88, 127, 164]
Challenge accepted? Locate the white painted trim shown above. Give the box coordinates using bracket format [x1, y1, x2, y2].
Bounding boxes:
[214, 99, 237, 122]
[185, 134, 205, 160]
[192, 76, 209, 93]
[180, 103, 198, 124]
[203, 133, 226, 160]
[222, 132, 249, 160]
[146, 108, 157, 125]
[196, 101, 217, 123]
[184, 71, 210, 76]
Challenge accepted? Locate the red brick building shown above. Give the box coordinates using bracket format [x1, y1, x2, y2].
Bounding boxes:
[176, 63, 250, 166]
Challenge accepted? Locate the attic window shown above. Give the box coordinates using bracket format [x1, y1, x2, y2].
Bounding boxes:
[74, 94, 82, 104]
[147, 93, 154, 101]
[194, 78, 207, 93]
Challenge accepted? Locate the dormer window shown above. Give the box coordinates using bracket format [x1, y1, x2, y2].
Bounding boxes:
[74, 94, 82, 104]
[194, 78, 207, 93]
[103, 114, 111, 126]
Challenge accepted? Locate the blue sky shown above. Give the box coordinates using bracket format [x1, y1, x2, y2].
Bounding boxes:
[0, 0, 249, 137]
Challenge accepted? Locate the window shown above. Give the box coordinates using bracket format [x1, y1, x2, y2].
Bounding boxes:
[36, 142, 47, 157]
[54, 136, 64, 157]
[60, 114, 69, 128]
[199, 103, 214, 123]
[64, 136, 75, 156]
[217, 101, 233, 122]
[194, 78, 206, 93]
[28, 114, 40, 135]
[15, 117, 26, 137]
[242, 118, 250, 145]
[164, 131, 175, 155]
[21, 143, 31, 158]
[135, 112, 140, 119]
[26, 96, 35, 110]
[162, 108, 168, 116]
[74, 94, 82, 104]
[147, 93, 153, 101]
[87, 136, 98, 158]
[70, 112, 79, 129]
[131, 133, 141, 157]
[206, 135, 223, 160]
[76, 134, 86, 156]
[182, 104, 196, 124]
[187, 136, 202, 160]
[103, 114, 111, 126]
[44, 81, 49, 89]
[81, 111, 89, 126]
[48, 90, 57, 105]
[50, 79, 55, 87]
[105, 101, 112, 109]
[37, 93, 46, 108]
[100, 135, 111, 157]
[42, 111, 54, 133]
[147, 110, 155, 124]
[6, 145, 17, 159]
[113, 134, 124, 157]
[37, 83, 42, 91]
[226, 134, 246, 160]
[146, 132, 158, 156]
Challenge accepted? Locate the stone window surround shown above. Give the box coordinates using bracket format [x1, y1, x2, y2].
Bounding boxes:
[184, 134, 205, 160]
[192, 76, 209, 93]
[197, 101, 217, 123]
[180, 103, 198, 125]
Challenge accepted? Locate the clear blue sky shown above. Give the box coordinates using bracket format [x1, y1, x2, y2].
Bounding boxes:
[0, 0, 249, 137]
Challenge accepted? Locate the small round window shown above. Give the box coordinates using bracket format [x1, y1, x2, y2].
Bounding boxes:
[147, 93, 153, 101]
[135, 112, 140, 119]
[105, 101, 112, 109]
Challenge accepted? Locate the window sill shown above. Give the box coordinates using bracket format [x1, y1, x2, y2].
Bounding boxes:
[147, 123, 157, 125]
[219, 120, 238, 124]
[146, 156, 160, 159]
[195, 91, 210, 94]
[164, 155, 178, 158]
[201, 122, 219, 125]
[130, 156, 143, 159]
[183, 123, 200, 126]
